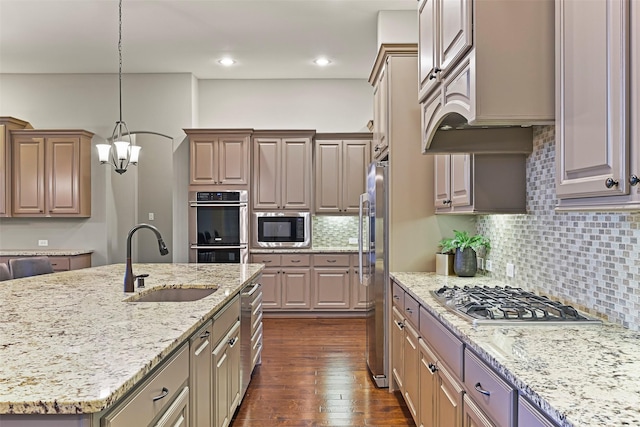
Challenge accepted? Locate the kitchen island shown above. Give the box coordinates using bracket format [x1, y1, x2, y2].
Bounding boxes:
[0, 263, 263, 424]
[392, 272, 640, 427]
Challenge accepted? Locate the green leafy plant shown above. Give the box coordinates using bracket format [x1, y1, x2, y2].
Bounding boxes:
[439, 230, 491, 254]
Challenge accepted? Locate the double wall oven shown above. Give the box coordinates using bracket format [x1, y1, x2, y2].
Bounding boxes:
[189, 191, 248, 263]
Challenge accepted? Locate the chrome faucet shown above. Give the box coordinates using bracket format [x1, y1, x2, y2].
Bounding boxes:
[124, 223, 169, 292]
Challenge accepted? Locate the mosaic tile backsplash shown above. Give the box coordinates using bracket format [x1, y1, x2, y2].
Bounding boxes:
[477, 126, 640, 330]
[312, 215, 361, 247]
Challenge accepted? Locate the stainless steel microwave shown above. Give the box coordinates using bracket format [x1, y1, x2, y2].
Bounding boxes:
[253, 212, 311, 248]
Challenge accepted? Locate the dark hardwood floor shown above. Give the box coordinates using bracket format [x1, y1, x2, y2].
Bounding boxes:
[231, 317, 416, 427]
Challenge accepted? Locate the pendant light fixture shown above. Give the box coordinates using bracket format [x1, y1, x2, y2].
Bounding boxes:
[97, 0, 140, 174]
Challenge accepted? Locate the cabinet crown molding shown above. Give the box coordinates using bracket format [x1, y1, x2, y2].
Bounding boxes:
[368, 43, 418, 85]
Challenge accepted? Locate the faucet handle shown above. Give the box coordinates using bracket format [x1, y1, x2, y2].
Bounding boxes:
[136, 274, 149, 288]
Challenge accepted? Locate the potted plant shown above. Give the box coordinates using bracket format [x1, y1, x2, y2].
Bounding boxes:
[439, 230, 491, 277]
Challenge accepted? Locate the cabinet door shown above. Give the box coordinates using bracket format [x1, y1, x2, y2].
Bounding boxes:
[463, 394, 495, 427]
[281, 268, 311, 309]
[228, 322, 242, 415]
[556, 0, 629, 199]
[0, 125, 8, 217]
[419, 339, 437, 427]
[391, 306, 405, 391]
[190, 136, 218, 184]
[376, 67, 389, 157]
[218, 136, 249, 185]
[281, 137, 312, 210]
[212, 335, 231, 427]
[434, 154, 451, 208]
[315, 141, 342, 213]
[439, 0, 472, 76]
[437, 363, 464, 427]
[342, 140, 370, 213]
[153, 386, 190, 427]
[450, 154, 471, 207]
[253, 138, 281, 210]
[403, 321, 420, 423]
[12, 136, 45, 215]
[258, 268, 281, 309]
[419, 0, 438, 99]
[47, 136, 81, 215]
[518, 398, 558, 427]
[313, 268, 350, 309]
[190, 321, 212, 427]
[351, 266, 368, 310]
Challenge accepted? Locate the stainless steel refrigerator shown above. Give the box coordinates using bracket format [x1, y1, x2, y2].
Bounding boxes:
[359, 161, 389, 388]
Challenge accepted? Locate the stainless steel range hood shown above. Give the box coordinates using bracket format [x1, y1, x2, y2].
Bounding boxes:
[423, 112, 534, 155]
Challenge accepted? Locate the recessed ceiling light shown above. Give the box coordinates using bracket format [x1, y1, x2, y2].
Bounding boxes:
[314, 57, 331, 66]
[218, 57, 236, 66]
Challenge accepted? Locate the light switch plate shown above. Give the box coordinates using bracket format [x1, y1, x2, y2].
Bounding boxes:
[38, 240, 48, 247]
[148, 212, 155, 221]
[348, 237, 358, 245]
[506, 263, 515, 278]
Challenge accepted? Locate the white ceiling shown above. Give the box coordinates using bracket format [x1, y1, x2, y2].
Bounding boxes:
[0, 0, 416, 79]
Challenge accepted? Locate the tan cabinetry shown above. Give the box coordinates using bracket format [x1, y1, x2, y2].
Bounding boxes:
[253, 131, 314, 211]
[555, 0, 640, 210]
[518, 397, 559, 427]
[11, 130, 92, 217]
[314, 134, 371, 214]
[102, 344, 190, 427]
[211, 295, 241, 427]
[0, 253, 92, 272]
[350, 253, 368, 310]
[0, 117, 32, 217]
[313, 254, 350, 309]
[419, 0, 554, 153]
[189, 320, 212, 427]
[185, 129, 251, 186]
[250, 254, 311, 311]
[434, 154, 526, 214]
[372, 66, 389, 160]
[391, 305, 405, 392]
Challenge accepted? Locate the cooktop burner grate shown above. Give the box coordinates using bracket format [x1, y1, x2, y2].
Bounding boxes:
[432, 285, 601, 325]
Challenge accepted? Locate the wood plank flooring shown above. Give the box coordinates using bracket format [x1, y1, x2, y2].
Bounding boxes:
[231, 318, 416, 427]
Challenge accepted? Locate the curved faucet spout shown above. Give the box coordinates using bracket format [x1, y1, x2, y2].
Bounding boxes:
[124, 223, 169, 292]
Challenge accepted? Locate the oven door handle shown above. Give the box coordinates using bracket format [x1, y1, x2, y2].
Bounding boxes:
[190, 202, 247, 208]
[190, 245, 247, 250]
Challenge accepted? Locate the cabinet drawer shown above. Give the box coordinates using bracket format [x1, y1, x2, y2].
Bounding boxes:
[251, 322, 263, 369]
[403, 292, 419, 329]
[464, 349, 516, 427]
[49, 256, 70, 271]
[419, 306, 463, 380]
[251, 254, 281, 266]
[518, 397, 559, 427]
[103, 344, 189, 427]
[391, 281, 405, 311]
[281, 254, 311, 267]
[313, 254, 350, 267]
[212, 295, 240, 346]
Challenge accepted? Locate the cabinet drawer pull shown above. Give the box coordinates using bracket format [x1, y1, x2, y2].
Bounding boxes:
[152, 387, 169, 401]
[261, 260, 272, 263]
[406, 308, 413, 314]
[605, 178, 619, 188]
[200, 330, 210, 340]
[474, 382, 491, 396]
[393, 294, 400, 300]
[327, 259, 337, 263]
[394, 320, 404, 330]
[291, 259, 301, 263]
[630, 175, 640, 186]
[228, 336, 238, 347]
[428, 363, 438, 373]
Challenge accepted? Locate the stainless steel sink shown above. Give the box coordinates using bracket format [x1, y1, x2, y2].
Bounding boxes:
[127, 287, 218, 302]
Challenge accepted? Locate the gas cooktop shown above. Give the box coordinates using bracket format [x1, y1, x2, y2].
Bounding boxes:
[432, 285, 602, 326]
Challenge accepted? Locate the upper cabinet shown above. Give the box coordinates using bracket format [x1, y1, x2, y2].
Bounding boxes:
[11, 129, 92, 217]
[434, 153, 526, 214]
[314, 134, 371, 214]
[0, 117, 32, 217]
[185, 129, 251, 187]
[419, 0, 554, 154]
[253, 130, 314, 211]
[555, 0, 639, 210]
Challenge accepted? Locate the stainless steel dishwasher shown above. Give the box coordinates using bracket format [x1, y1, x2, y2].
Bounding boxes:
[240, 281, 262, 400]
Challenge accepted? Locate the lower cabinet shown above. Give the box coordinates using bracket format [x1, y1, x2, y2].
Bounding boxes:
[212, 321, 241, 427]
[0, 253, 91, 272]
[463, 394, 495, 427]
[313, 254, 351, 309]
[189, 320, 213, 427]
[391, 306, 405, 391]
[153, 386, 190, 427]
[102, 344, 190, 427]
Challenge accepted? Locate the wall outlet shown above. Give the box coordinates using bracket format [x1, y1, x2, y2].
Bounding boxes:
[38, 240, 48, 247]
[506, 262, 515, 278]
[148, 212, 155, 221]
[348, 237, 358, 245]
[477, 257, 484, 271]
[485, 260, 492, 272]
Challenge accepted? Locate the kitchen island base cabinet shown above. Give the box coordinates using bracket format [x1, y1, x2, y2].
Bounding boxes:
[189, 320, 213, 427]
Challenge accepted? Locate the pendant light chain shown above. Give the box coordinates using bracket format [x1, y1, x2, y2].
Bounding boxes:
[118, 0, 123, 123]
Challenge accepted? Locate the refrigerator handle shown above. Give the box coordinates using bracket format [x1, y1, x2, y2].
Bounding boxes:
[358, 193, 368, 285]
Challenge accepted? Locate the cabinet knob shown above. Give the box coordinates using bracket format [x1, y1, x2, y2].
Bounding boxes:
[630, 175, 640, 186]
[428, 363, 438, 373]
[605, 178, 619, 188]
[442, 199, 452, 205]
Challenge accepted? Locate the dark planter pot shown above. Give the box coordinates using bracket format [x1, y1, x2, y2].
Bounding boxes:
[454, 247, 477, 277]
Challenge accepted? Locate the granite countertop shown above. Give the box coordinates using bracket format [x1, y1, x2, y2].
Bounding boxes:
[0, 249, 94, 256]
[391, 272, 640, 427]
[250, 246, 358, 254]
[0, 263, 264, 415]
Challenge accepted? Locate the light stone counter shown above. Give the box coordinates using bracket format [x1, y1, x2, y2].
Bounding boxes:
[0, 249, 93, 256]
[391, 272, 639, 427]
[0, 263, 263, 415]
